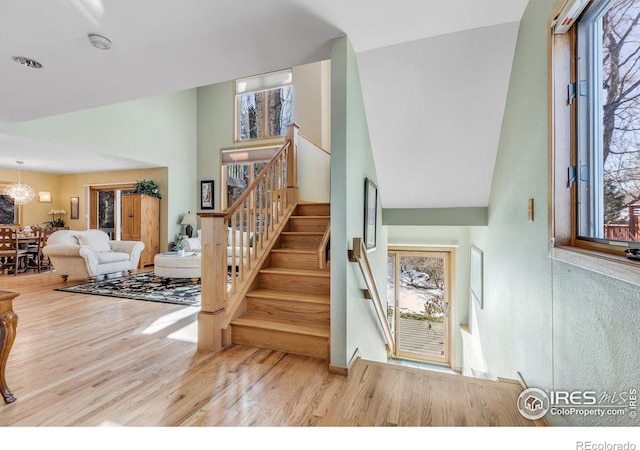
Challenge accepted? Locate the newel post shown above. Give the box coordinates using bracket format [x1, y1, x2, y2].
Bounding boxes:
[197, 211, 228, 351]
[285, 123, 300, 203]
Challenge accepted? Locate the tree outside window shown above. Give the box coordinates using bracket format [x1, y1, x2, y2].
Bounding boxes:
[236, 69, 293, 141]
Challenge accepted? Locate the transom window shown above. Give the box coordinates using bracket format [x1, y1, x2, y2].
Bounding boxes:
[575, 0, 640, 245]
[235, 69, 293, 141]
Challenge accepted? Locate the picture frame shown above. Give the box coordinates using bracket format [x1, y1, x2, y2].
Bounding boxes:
[364, 178, 378, 251]
[470, 245, 483, 309]
[201, 180, 214, 210]
[70, 197, 79, 220]
[0, 193, 18, 225]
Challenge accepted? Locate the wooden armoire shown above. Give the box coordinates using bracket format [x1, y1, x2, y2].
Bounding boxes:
[121, 193, 159, 268]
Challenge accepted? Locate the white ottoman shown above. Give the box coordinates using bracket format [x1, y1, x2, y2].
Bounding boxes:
[154, 252, 201, 279]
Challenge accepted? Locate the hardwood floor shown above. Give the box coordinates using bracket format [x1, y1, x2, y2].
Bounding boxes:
[0, 271, 544, 427]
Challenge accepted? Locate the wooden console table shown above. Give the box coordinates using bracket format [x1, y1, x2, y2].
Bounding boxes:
[0, 290, 18, 403]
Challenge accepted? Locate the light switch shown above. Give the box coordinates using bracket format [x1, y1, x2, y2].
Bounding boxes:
[528, 198, 534, 222]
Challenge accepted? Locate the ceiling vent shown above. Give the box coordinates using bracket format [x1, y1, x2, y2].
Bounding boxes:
[11, 56, 43, 69]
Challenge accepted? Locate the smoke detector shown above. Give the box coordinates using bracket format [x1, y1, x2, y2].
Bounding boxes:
[88, 33, 112, 50]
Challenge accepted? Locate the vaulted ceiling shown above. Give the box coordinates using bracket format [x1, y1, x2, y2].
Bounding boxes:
[0, 0, 530, 207]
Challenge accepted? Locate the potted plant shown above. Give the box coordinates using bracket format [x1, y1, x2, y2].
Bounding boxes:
[173, 235, 187, 256]
[44, 209, 67, 228]
[134, 179, 162, 199]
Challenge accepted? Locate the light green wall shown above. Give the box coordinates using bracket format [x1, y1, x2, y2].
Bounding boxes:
[0, 89, 198, 246]
[386, 226, 471, 370]
[197, 80, 235, 213]
[383, 208, 488, 226]
[470, 0, 639, 426]
[331, 36, 388, 368]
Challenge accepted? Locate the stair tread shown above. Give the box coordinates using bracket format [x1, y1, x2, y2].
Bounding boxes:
[290, 215, 330, 219]
[259, 267, 330, 277]
[270, 248, 317, 254]
[281, 231, 324, 235]
[246, 288, 330, 304]
[231, 315, 330, 338]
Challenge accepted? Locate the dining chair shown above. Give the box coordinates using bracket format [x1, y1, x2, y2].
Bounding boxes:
[0, 227, 28, 276]
[40, 227, 58, 270]
[26, 226, 43, 272]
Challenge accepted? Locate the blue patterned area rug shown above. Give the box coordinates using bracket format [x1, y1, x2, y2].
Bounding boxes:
[56, 272, 201, 307]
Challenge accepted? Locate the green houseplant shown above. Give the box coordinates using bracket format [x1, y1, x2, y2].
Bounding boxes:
[134, 180, 161, 199]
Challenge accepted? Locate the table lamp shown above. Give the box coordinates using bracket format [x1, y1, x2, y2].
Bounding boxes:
[181, 211, 197, 238]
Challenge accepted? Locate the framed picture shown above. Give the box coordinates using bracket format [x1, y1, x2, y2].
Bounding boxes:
[364, 178, 378, 251]
[201, 180, 214, 210]
[470, 245, 483, 309]
[0, 194, 18, 225]
[70, 197, 79, 220]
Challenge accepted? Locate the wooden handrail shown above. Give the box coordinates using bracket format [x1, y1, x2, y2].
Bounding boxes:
[225, 141, 290, 218]
[318, 221, 331, 269]
[299, 133, 331, 156]
[349, 237, 395, 353]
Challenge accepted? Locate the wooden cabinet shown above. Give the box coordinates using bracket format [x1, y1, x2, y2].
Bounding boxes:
[121, 193, 159, 268]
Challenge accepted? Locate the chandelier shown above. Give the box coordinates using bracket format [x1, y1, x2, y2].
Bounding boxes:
[4, 161, 35, 205]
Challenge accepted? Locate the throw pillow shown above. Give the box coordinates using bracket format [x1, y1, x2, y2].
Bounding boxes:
[228, 228, 255, 247]
[76, 231, 111, 253]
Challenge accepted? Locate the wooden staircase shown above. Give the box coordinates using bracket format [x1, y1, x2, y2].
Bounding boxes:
[230, 202, 330, 360]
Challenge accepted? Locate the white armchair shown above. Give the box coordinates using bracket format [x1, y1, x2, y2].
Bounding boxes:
[43, 229, 145, 281]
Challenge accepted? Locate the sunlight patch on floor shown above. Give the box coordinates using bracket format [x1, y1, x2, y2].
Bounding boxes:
[167, 320, 198, 343]
[387, 357, 458, 375]
[141, 307, 198, 335]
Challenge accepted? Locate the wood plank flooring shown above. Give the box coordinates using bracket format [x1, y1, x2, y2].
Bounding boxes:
[0, 271, 544, 427]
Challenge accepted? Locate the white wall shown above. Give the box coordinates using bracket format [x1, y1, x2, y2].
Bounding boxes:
[298, 136, 330, 203]
[293, 60, 332, 152]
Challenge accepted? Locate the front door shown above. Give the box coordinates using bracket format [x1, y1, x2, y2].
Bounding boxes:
[387, 249, 453, 366]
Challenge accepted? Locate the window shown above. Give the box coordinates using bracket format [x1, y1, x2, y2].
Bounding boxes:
[575, 0, 640, 245]
[550, 0, 640, 282]
[235, 69, 293, 141]
[220, 146, 280, 209]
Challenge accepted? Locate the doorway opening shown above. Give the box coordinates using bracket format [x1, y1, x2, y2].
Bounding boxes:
[387, 248, 454, 367]
[89, 184, 136, 239]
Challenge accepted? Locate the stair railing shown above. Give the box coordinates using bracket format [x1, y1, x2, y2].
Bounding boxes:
[318, 221, 331, 270]
[349, 237, 395, 353]
[198, 124, 300, 351]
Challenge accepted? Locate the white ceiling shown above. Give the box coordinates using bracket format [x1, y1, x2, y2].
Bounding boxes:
[358, 22, 520, 208]
[0, 0, 530, 205]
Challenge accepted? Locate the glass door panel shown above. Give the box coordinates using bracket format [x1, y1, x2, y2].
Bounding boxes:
[388, 250, 452, 366]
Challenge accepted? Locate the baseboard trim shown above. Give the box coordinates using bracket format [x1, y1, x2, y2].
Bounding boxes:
[328, 348, 361, 376]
